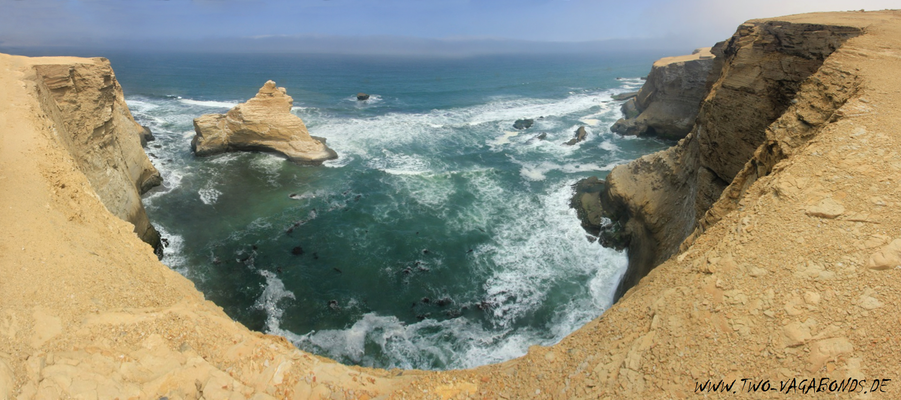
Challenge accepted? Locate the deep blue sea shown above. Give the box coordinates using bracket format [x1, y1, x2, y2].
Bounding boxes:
[20, 50, 674, 370]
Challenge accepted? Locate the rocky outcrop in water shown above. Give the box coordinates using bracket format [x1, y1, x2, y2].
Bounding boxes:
[192, 81, 338, 165]
[564, 126, 588, 145]
[32, 58, 163, 253]
[597, 21, 863, 299]
[357, 92, 370, 101]
[610, 48, 715, 140]
[513, 118, 533, 130]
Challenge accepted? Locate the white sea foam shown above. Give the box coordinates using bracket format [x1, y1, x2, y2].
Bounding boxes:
[489, 130, 521, 147]
[199, 187, 221, 205]
[250, 153, 284, 185]
[312, 90, 617, 161]
[599, 140, 619, 152]
[154, 224, 188, 275]
[178, 99, 239, 109]
[369, 151, 434, 176]
[254, 270, 297, 333]
[126, 99, 159, 113]
[472, 183, 626, 330]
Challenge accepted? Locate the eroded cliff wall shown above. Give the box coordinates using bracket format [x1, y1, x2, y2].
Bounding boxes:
[30, 58, 163, 252]
[611, 47, 715, 139]
[603, 20, 863, 298]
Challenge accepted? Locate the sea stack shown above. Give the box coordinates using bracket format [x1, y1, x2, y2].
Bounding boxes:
[191, 80, 338, 165]
[610, 47, 715, 140]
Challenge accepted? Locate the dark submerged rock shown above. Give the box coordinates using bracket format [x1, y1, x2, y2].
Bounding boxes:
[513, 118, 534, 130]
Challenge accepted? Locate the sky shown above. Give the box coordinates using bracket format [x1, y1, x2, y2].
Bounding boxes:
[0, 0, 897, 55]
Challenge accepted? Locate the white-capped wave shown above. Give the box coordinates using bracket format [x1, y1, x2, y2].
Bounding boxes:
[254, 270, 297, 333]
[199, 187, 221, 205]
[178, 99, 239, 109]
[154, 224, 188, 275]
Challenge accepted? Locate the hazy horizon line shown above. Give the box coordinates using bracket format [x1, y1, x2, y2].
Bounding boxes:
[0, 34, 711, 58]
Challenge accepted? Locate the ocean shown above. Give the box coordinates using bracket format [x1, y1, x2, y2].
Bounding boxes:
[92, 51, 669, 370]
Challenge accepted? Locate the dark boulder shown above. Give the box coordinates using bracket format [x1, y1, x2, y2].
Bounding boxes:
[357, 93, 370, 101]
[564, 126, 588, 146]
[570, 176, 628, 250]
[140, 125, 155, 147]
[513, 118, 534, 130]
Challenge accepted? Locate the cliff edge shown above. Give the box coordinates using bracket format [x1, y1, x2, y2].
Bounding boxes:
[31, 58, 164, 253]
[611, 47, 715, 140]
[192, 80, 338, 165]
[2, 10, 901, 399]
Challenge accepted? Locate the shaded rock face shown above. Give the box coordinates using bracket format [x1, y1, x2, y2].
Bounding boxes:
[591, 21, 862, 300]
[192, 81, 338, 165]
[611, 48, 715, 140]
[140, 125, 155, 147]
[564, 126, 588, 145]
[32, 60, 163, 254]
[571, 177, 627, 249]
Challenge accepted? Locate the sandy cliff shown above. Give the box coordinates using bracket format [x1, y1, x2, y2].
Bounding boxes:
[611, 47, 715, 139]
[2, 10, 901, 399]
[602, 18, 864, 299]
[30, 58, 164, 253]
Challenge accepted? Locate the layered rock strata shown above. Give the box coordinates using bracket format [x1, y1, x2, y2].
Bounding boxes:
[192, 80, 338, 164]
[600, 19, 863, 299]
[31, 58, 163, 252]
[611, 47, 714, 139]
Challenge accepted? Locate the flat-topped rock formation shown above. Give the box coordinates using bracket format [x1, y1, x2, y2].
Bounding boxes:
[611, 47, 715, 139]
[192, 80, 337, 164]
[2, 10, 901, 399]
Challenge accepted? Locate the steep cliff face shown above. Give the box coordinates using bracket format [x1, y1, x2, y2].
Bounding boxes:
[602, 21, 863, 298]
[611, 48, 715, 140]
[31, 58, 163, 252]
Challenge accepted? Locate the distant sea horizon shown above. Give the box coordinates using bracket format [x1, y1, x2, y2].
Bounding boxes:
[7, 47, 675, 370]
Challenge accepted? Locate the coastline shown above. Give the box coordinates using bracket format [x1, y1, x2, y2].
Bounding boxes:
[2, 10, 901, 399]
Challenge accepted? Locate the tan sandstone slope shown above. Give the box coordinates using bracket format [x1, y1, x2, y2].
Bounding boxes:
[1, 10, 901, 400]
[29, 58, 164, 252]
[192, 80, 338, 165]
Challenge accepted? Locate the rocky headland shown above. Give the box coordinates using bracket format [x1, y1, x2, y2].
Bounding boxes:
[192, 80, 338, 165]
[2, 10, 901, 399]
[30, 58, 164, 253]
[611, 47, 714, 140]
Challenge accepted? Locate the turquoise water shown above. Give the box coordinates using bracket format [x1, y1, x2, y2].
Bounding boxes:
[106, 52, 671, 370]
